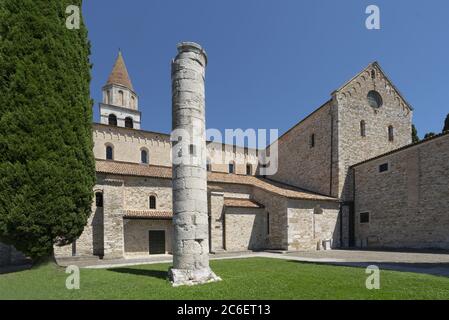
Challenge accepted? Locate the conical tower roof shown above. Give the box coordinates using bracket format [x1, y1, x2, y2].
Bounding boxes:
[106, 51, 134, 90]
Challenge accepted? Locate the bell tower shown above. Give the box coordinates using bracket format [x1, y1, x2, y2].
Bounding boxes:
[99, 51, 141, 129]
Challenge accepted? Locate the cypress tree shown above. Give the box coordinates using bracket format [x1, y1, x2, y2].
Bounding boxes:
[0, 0, 95, 262]
[443, 114, 449, 133]
[411, 124, 419, 143]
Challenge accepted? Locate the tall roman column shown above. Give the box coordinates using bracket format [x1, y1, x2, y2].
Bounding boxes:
[169, 42, 221, 286]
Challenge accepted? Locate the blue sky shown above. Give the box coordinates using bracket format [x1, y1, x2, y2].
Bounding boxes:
[83, 0, 449, 140]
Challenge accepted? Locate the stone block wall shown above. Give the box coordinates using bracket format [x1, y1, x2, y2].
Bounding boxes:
[271, 101, 336, 196]
[224, 207, 267, 251]
[124, 219, 173, 257]
[354, 133, 449, 249]
[287, 200, 340, 251]
[124, 176, 172, 211]
[252, 187, 288, 249]
[335, 64, 412, 200]
[93, 124, 171, 166]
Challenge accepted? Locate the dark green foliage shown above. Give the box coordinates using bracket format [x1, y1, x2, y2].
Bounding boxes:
[411, 124, 420, 143]
[424, 132, 436, 139]
[443, 114, 449, 133]
[0, 0, 95, 260]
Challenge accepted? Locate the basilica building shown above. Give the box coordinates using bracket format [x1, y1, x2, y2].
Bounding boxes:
[3, 50, 448, 266]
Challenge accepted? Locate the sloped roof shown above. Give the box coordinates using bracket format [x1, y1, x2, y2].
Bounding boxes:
[124, 210, 172, 219]
[224, 198, 264, 208]
[105, 51, 134, 90]
[95, 160, 338, 202]
[351, 130, 449, 168]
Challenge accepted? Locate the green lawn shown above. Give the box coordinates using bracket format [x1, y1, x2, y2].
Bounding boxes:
[1, 258, 448, 299]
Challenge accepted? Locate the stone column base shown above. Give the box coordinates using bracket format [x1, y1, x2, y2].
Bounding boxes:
[168, 267, 222, 287]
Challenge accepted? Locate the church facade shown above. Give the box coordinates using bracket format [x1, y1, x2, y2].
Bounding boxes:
[2, 51, 448, 266]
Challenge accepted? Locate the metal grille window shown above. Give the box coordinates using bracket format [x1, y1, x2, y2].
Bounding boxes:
[360, 212, 370, 224]
[106, 146, 113, 160]
[149, 196, 156, 209]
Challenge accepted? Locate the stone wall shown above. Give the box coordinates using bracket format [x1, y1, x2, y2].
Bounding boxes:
[287, 200, 340, 251]
[93, 124, 171, 166]
[124, 219, 173, 257]
[224, 207, 267, 251]
[93, 124, 259, 175]
[252, 187, 288, 250]
[271, 101, 336, 196]
[124, 176, 172, 211]
[335, 64, 412, 200]
[354, 133, 449, 249]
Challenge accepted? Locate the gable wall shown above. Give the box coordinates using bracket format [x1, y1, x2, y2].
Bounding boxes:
[336, 65, 412, 200]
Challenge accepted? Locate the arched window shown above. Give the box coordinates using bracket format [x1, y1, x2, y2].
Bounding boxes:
[118, 90, 124, 106]
[229, 161, 235, 174]
[95, 192, 103, 207]
[108, 114, 117, 126]
[131, 96, 136, 108]
[246, 164, 252, 175]
[125, 117, 134, 129]
[106, 90, 111, 104]
[371, 69, 376, 79]
[360, 120, 366, 137]
[388, 126, 394, 142]
[206, 158, 211, 172]
[149, 195, 156, 209]
[106, 145, 113, 160]
[141, 149, 148, 164]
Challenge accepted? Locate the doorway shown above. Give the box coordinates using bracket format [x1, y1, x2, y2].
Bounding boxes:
[148, 230, 165, 254]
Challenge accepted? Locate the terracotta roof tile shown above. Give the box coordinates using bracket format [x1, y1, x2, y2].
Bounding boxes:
[224, 198, 263, 208]
[96, 160, 338, 202]
[106, 51, 134, 90]
[124, 210, 172, 219]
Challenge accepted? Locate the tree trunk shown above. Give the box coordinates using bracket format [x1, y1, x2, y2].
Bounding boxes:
[32, 248, 57, 268]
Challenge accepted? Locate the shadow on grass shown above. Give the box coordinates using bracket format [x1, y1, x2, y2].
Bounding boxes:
[286, 259, 449, 278]
[107, 267, 168, 280]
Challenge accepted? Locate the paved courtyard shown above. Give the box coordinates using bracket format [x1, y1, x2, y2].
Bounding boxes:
[52, 249, 449, 278]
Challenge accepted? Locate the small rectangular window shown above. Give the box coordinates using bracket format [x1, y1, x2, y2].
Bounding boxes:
[189, 144, 196, 156]
[310, 134, 315, 148]
[379, 163, 389, 173]
[360, 212, 370, 224]
[267, 212, 270, 235]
